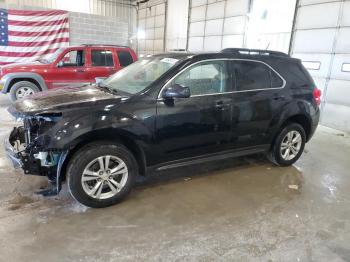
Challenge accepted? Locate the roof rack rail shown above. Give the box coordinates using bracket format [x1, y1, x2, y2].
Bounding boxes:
[221, 48, 289, 57]
[81, 44, 129, 48]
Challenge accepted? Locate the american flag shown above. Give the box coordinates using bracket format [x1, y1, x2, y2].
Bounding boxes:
[0, 9, 69, 65]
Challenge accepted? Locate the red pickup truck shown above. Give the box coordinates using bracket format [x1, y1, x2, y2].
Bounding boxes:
[0, 45, 137, 101]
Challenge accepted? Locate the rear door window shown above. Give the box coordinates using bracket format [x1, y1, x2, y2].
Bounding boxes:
[117, 51, 134, 67]
[91, 50, 114, 67]
[233, 61, 284, 91]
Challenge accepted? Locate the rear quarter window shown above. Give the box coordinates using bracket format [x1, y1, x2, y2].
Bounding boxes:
[282, 62, 314, 88]
[117, 51, 134, 67]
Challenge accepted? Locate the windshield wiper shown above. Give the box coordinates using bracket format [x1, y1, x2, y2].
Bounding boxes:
[97, 82, 118, 95]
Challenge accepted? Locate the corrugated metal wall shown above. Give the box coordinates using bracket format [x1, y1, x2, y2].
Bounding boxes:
[291, 0, 350, 132]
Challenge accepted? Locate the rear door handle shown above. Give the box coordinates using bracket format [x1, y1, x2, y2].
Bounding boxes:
[76, 69, 85, 73]
[215, 100, 231, 110]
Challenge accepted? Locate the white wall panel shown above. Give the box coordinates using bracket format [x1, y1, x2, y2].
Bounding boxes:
[296, 2, 340, 29]
[191, 6, 206, 22]
[145, 29, 155, 39]
[341, 1, 350, 26]
[205, 19, 224, 36]
[204, 36, 222, 51]
[155, 15, 165, 27]
[293, 29, 337, 53]
[155, 27, 164, 39]
[146, 17, 155, 28]
[192, 0, 207, 7]
[206, 1, 225, 19]
[291, 0, 350, 132]
[226, 0, 249, 16]
[322, 103, 350, 131]
[146, 40, 154, 51]
[300, 0, 338, 5]
[139, 8, 146, 19]
[188, 0, 249, 52]
[223, 16, 246, 35]
[190, 21, 205, 36]
[156, 3, 166, 15]
[222, 35, 244, 48]
[325, 80, 350, 107]
[331, 54, 350, 80]
[189, 37, 204, 51]
[335, 28, 350, 54]
[166, 0, 189, 51]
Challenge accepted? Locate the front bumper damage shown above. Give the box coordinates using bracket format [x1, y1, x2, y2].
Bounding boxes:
[5, 126, 68, 196]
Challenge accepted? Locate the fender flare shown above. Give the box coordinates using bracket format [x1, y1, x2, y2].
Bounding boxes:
[0, 72, 48, 93]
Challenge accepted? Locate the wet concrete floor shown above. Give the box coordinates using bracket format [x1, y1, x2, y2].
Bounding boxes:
[0, 95, 350, 261]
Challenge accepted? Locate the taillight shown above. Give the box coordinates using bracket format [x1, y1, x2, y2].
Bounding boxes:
[313, 88, 322, 106]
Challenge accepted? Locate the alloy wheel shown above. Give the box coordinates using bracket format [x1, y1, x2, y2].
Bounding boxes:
[81, 155, 128, 200]
[16, 86, 35, 99]
[280, 130, 303, 161]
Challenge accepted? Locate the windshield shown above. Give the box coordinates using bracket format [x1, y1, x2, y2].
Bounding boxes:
[38, 48, 63, 64]
[101, 57, 180, 94]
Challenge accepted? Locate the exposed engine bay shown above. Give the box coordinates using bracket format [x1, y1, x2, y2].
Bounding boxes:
[6, 114, 67, 196]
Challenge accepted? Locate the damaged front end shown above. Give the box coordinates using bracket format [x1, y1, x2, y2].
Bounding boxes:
[5, 113, 68, 196]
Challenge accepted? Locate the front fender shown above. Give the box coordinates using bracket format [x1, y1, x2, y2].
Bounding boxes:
[1, 72, 48, 93]
[48, 110, 153, 150]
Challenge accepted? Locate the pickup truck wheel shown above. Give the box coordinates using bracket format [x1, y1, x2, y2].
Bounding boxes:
[67, 142, 137, 208]
[10, 81, 40, 102]
[268, 123, 306, 166]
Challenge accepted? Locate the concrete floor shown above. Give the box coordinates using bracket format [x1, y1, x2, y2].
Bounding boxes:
[0, 95, 350, 262]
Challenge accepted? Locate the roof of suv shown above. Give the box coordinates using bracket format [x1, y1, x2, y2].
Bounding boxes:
[148, 48, 299, 63]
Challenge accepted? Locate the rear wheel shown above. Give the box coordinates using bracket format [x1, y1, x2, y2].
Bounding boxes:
[67, 142, 138, 208]
[9, 81, 40, 102]
[268, 123, 306, 166]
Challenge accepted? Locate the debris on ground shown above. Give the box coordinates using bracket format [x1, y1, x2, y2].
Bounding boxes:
[184, 177, 192, 181]
[288, 184, 299, 190]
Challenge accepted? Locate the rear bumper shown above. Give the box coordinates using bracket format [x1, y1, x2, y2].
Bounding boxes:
[4, 135, 22, 169]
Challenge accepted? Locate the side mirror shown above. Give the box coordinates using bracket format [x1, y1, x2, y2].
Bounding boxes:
[57, 61, 64, 67]
[162, 84, 191, 99]
[95, 77, 107, 84]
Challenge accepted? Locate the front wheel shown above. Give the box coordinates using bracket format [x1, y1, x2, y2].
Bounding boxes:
[268, 123, 306, 166]
[67, 142, 138, 208]
[9, 81, 40, 102]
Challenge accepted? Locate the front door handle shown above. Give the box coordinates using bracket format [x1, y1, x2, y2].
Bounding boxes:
[76, 69, 85, 73]
[273, 95, 285, 101]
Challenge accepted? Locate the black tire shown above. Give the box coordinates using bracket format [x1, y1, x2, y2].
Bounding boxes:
[9, 81, 40, 102]
[67, 142, 138, 208]
[268, 123, 306, 166]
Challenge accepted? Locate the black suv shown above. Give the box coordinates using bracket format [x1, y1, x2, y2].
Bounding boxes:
[5, 48, 321, 208]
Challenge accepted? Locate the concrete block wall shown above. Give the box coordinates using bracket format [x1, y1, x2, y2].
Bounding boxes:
[69, 12, 129, 46]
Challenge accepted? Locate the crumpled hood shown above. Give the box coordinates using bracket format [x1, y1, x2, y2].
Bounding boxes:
[10, 85, 122, 115]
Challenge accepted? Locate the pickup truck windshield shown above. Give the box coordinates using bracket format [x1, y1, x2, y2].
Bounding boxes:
[101, 57, 179, 94]
[38, 48, 63, 64]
